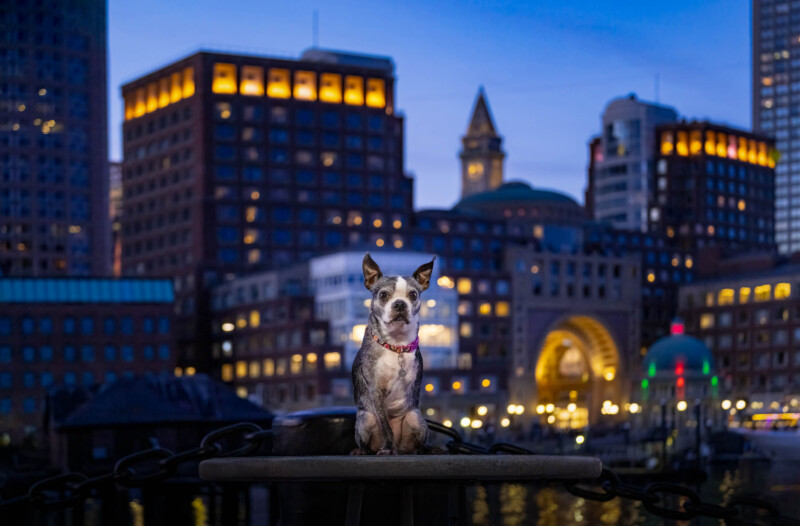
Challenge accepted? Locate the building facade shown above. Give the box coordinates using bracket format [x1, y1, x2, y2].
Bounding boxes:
[0, 0, 110, 276]
[459, 89, 505, 198]
[752, 0, 800, 254]
[0, 278, 175, 443]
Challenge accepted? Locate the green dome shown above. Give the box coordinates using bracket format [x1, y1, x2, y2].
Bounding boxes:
[643, 334, 715, 379]
[455, 181, 580, 210]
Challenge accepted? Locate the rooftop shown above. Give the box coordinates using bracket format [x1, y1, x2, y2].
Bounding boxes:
[454, 181, 580, 210]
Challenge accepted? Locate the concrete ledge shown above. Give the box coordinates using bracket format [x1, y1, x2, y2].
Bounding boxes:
[199, 455, 602, 482]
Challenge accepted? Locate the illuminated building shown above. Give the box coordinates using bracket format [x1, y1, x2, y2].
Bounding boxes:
[120, 49, 412, 371]
[459, 88, 505, 198]
[0, 0, 110, 276]
[752, 0, 798, 254]
[109, 162, 122, 276]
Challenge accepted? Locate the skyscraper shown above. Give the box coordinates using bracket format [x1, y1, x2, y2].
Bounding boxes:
[0, 0, 109, 276]
[752, 0, 797, 254]
[459, 89, 505, 198]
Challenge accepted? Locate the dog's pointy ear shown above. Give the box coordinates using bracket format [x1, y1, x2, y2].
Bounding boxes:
[362, 253, 382, 290]
[412, 256, 436, 291]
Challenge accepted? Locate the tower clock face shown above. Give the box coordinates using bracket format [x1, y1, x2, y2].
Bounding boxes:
[467, 162, 484, 180]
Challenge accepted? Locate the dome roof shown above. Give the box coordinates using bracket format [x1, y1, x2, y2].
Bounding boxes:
[643, 330, 715, 379]
[454, 181, 580, 210]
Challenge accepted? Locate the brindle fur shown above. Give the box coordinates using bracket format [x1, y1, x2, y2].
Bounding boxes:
[352, 253, 435, 455]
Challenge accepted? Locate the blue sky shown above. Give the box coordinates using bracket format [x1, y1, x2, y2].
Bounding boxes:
[109, 0, 751, 210]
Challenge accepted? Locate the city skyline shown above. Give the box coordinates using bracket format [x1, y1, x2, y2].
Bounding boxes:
[109, 0, 752, 211]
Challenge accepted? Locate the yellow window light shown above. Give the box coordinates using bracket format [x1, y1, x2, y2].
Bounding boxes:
[704, 130, 716, 155]
[496, 301, 510, 317]
[236, 387, 248, 398]
[124, 94, 135, 121]
[182, 67, 195, 97]
[718, 289, 734, 306]
[291, 354, 303, 374]
[324, 352, 341, 370]
[186, 367, 196, 377]
[457, 278, 472, 294]
[240, 65, 264, 96]
[727, 134, 738, 159]
[738, 200, 746, 211]
[748, 139, 758, 164]
[775, 283, 791, 300]
[170, 72, 182, 103]
[700, 313, 714, 329]
[319, 73, 342, 103]
[437, 276, 455, 289]
[739, 287, 751, 304]
[249, 361, 260, 378]
[481, 378, 491, 388]
[158, 77, 170, 108]
[134, 88, 146, 117]
[754, 284, 771, 302]
[676, 130, 689, 156]
[460, 322, 472, 338]
[263, 358, 274, 377]
[478, 302, 492, 316]
[174, 367, 183, 377]
[738, 136, 748, 162]
[294, 71, 317, 101]
[267, 68, 291, 98]
[344, 75, 364, 105]
[758, 142, 768, 166]
[146, 82, 158, 113]
[235, 360, 247, 378]
[661, 131, 674, 154]
[221, 364, 233, 382]
[366, 78, 386, 108]
[690, 130, 702, 155]
[249, 310, 260, 328]
[212, 63, 237, 94]
[715, 132, 726, 157]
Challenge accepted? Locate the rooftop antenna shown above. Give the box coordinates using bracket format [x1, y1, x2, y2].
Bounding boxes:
[654, 73, 660, 103]
[312, 10, 319, 48]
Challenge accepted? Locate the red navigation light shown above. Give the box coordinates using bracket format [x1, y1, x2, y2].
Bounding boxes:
[675, 363, 684, 376]
[676, 377, 685, 387]
[670, 321, 685, 335]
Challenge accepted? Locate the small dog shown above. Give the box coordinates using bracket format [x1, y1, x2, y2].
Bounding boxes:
[352, 253, 435, 455]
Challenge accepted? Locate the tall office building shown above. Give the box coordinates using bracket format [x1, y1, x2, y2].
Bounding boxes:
[0, 0, 109, 276]
[120, 49, 412, 368]
[587, 94, 678, 232]
[753, 0, 799, 254]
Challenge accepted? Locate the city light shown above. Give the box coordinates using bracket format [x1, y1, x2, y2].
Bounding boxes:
[426, 299, 436, 308]
[477, 405, 488, 416]
[567, 403, 576, 413]
[500, 418, 510, 427]
[536, 404, 545, 414]
[629, 403, 640, 413]
[470, 420, 483, 429]
[425, 383, 434, 392]
[515, 405, 525, 415]
[547, 415, 556, 424]
[677, 401, 687, 411]
[545, 403, 555, 413]
[481, 378, 491, 387]
[221, 322, 235, 332]
[436, 276, 455, 289]
[443, 420, 452, 428]
[452, 381, 462, 390]
[460, 417, 471, 428]
[721, 400, 732, 410]
[426, 408, 435, 416]
[575, 435, 585, 445]
[507, 404, 516, 414]
[736, 400, 747, 410]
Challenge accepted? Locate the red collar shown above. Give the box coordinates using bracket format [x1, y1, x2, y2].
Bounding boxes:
[373, 334, 419, 354]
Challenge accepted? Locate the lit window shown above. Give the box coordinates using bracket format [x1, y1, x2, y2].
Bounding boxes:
[247, 249, 261, 264]
[676, 130, 688, 156]
[533, 225, 544, 239]
[775, 283, 791, 300]
[249, 360, 260, 378]
[294, 71, 317, 101]
[213, 63, 237, 94]
[739, 287, 751, 304]
[236, 314, 247, 329]
[716, 132, 727, 157]
[758, 141, 768, 166]
[704, 130, 715, 155]
[754, 285, 771, 302]
[478, 302, 492, 316]
[158, 77, 170, 108]
[661, 131, 674, 155]
[306, 353, 317, 372]
[170, 72, 182, 103]
[124, 94, 135, 120]
[366, 78, 386, 108]
[235, 360, 247, 378]
[263, 358, 274, 377]
[267, 68, 291, 98]
[700, 313, 714, 329]
[738, 136, 748, 162]
[437, 276, 454, 289]
[457, 278, 472, 294]
[236, 387, 247, 398]
[460, 322, 472, 338]
[240, 65, 264, 96]
[344, 76, 364, 105]
[146, 82, 158, 113]
[748, 139, 757, 164]
[324, 352, 341, 370]
[221, 364, 233, 382]
[319, 73, 342, 103]
[496, 301, 510, 317]
[727, 134, 737, 159]
[419, 324, 453, 346]
[738, 200, 746, 211]
[182, 67, 195, 97]
[690, 130, 702, 154]
[350, 324, 366, 343]
[393, 237, 403, 249]
[250, 310, 260, 328]
[134, 88, 146, 117]
[704, 292, 714, 307]
[291, 354, 303, 374]
[718, 289, 734, 306]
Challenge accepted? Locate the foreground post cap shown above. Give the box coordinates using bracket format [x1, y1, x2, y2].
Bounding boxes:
[199, 455, 602, 482]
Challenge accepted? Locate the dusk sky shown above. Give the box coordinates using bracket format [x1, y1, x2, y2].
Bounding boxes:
[109, 0, 751, 210]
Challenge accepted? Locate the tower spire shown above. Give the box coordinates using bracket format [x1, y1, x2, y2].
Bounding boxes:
[459, 88, 505, 198]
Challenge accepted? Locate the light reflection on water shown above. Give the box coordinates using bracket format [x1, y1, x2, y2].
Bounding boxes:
[467, 460, 800, 526]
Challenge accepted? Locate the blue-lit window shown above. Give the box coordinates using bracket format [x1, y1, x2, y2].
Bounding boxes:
[369, 175, 383, 188]
[412, 236, 425, 251]
[391, 196, 404, 208]
[105, 371, 117, 383]
[452, 258, 465, 270]
[158, 345, 170, 360]
[0, 347, 10, 363]
[82, 372, 94, 387]
[22, 347, 34, 363]
[368, 136, 384, 151]
[368, 116, 383, 131]
[217, 227, 238, 243]
[103, 317, 115, 335]
[40, 317, 52, 335]
[0, 399, 10, 414]
[346, 113, 362, 129]
[325, 231, 342, 247]
[80, 317, 94, 335]
[322, 191, 341, 204]
[23, 372, 35, 388]
[347, 193, 363, 206]
[299, 209, 318, 224]
[269, 148, 288, 164]
[322, 132, 339, 147]
[0, 373, 11, 388]
[471, 259, 484, 271]
[143, 346, 155, 361]
[299, 231, 318, 247]
[215, 124, 236, 140]
[23, 397, 36, 414]
[296, 109, 315, 126]
[64, 372, 76, 386]
[269, 129, 288, 143]
[296, 130, 315, 146]
[214, 165, 236, 181]
[40, 346, 53, 362]
[123, 371, 135, 379]
[321, 111, 339, 127]
[63, 346, 76, 362]
[81, 346, 94, 362]
[272, 207, 291, 223]
[323, 172, 341, 186]
[21, 317, 34, 335]
[243, 166, 263, 181]
[158, 317, 170, 334]
[121, 317, 133, 335]
[368, 195, 384, 207]
[347, 154, 363, 168]
[215, 145, 235, 161]
[41, 372, 53, 387]
[0, 317, 10, 336]
[121, 346, 135, 362]
[297, 170, 315, 185]
[346, 135, 362, 149]
[273, 230, 292, 245]
[104, 346, 116, 362]
[218, 248, 238, 263]
[433, 238, 445, 252]
[346, 173, 362, 187]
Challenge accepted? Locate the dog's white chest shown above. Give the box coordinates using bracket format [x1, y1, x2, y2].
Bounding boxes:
[375, 350, 417, 416]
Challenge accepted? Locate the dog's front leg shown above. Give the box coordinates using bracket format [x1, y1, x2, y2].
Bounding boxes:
[375, 388, 396, 455]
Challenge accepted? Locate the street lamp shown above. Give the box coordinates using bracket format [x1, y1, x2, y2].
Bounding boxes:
[735, 400, 746, 411]
[721, 400, 732, 410]
[677, 401, 687, 412]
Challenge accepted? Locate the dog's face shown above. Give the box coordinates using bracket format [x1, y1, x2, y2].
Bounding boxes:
[362, 254, 435, 330]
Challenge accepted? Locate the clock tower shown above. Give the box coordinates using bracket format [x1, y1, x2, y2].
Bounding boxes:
[459, 88, 505, 198]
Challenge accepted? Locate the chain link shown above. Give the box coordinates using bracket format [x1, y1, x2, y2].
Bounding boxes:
[1, 419, 798, 525]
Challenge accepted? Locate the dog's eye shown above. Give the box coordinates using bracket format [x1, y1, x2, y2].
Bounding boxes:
[409, 291, 417, 301]
[379, 291, 388, 301]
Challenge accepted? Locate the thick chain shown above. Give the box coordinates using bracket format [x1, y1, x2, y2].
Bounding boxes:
[2, 420, 798, 525]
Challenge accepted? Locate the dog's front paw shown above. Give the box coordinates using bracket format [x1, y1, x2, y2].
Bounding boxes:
[376, 448, 397, 456]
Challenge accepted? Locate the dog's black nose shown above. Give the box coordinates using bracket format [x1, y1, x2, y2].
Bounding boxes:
[392, 300, 407, 312]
